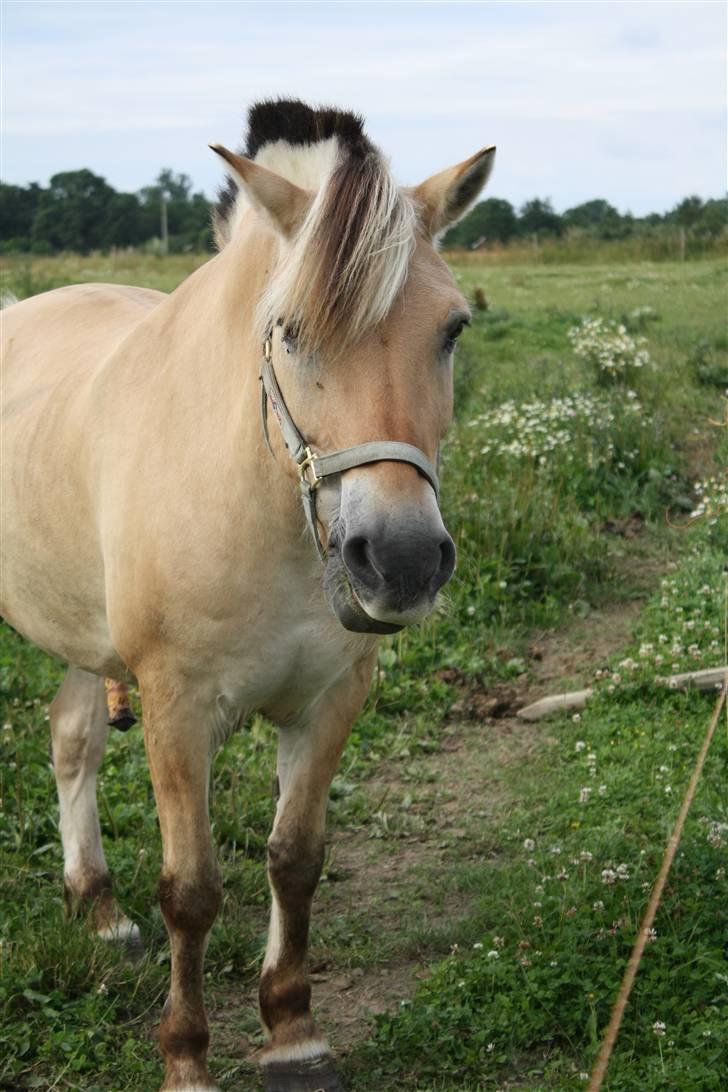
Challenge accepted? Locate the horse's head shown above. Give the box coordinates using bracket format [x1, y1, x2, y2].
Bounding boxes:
[212, 102, 494, 634]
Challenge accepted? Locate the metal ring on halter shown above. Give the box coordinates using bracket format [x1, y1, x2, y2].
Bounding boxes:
[298, 447, 322, 490]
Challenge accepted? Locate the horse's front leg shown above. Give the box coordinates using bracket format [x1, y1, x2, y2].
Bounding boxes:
[140, 678, 222, 1092]
[259, 650, 377, 1092]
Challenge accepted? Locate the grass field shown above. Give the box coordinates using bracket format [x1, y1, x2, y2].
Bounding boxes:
[1, 251, 726, 1091]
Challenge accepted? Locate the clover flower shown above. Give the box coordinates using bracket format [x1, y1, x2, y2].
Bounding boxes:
[690, 472, 728, 522]
[568, 316, 652, 384]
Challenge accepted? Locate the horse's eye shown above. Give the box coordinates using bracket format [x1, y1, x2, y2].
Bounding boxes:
[444, 318, 469, 353]
[282, 327, 298, 354]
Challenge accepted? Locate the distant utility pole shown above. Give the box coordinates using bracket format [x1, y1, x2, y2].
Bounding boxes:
[160, 194, 169, 256]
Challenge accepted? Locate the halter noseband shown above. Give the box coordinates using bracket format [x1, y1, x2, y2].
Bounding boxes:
[259, 333, 440, 561]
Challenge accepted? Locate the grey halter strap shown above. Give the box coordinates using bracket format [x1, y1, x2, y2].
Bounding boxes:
[259, 336, 440, 562]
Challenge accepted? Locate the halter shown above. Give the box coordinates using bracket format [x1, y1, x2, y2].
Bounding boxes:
[260, 333, 440, 561]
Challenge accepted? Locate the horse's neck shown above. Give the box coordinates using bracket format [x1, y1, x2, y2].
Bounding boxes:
[110, 230, 307, 556]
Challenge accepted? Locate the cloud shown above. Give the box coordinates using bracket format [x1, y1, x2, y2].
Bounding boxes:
[2, 0, 725, 213]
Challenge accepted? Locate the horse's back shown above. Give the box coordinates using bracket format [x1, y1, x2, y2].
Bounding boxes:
[1, 282, 164, 675]
[1, 282, 164, 403]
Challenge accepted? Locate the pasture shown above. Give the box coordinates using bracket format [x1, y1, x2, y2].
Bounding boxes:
[1, 251, 726, 1090]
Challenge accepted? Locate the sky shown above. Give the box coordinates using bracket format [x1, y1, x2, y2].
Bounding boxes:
[1, 0, 726, 216]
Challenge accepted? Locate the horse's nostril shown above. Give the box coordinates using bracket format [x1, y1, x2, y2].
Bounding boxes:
[439, 537, 456, 583]
[342, 535, 372, 581]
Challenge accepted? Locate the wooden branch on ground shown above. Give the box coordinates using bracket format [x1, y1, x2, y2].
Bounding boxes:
[657, 666, 728, 692]
[516, 689, 593, 722]
[516, 667, 727, 722]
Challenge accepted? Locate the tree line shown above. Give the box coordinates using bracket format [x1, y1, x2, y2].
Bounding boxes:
[0, 169, 212, 254]
[442, 194, 728, 248]
[1, 166, 726, 254]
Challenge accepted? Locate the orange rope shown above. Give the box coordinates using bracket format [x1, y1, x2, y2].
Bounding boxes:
[588, 676, 727, 1092]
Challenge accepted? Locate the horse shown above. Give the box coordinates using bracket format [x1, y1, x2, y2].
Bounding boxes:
[0, 98, 494, 1091]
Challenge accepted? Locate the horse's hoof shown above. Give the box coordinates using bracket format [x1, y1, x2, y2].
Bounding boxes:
[261, 1054, 344, 1092]
[121, 929, 145, 961]
[97, 919, 145, 961]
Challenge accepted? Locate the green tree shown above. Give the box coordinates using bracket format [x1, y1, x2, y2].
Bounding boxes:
[443, 198, 517, 248]
[563, 198, 629, 239]
[103, 192, 144, 247]
[670, 195, 704, 228]
[138, 169, 213, 250]
[31, 169, 115, 252]
[0, 182, 44, 249]
[695, 197, 728, 238]
[518, 197, 563, 237]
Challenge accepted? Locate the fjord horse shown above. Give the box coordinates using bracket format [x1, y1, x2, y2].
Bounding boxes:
[0, 99, 494, 1091]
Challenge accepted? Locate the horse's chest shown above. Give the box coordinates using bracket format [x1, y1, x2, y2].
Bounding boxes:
[216, 614, 374, 732]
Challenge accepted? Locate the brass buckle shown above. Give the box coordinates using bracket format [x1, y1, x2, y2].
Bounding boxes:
[299, 447, 321, 490]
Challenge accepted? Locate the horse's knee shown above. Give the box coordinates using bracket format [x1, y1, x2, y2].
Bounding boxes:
[158, 869, 222, 936]
[267, 831, 324, 902]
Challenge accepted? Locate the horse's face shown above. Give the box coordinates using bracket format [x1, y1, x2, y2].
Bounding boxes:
[214, 138, 494, 633]
[267, 237, 468, 634]
[318, 240, 466, 631]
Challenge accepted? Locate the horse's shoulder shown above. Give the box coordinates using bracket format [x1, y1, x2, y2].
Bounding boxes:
[1, 282, 167, 403]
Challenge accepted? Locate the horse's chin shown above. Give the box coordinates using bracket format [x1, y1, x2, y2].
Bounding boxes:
[325, 560, 404, 636]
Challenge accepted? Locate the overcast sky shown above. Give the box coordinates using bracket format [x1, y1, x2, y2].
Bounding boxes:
[2, 1, 726, 215]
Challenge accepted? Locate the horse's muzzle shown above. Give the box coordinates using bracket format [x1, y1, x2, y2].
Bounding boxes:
[326, 520, 456, 631]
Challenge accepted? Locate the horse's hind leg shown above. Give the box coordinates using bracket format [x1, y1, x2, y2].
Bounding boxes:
[50, 666, 140, 946]
[259, 651, 376, 1092]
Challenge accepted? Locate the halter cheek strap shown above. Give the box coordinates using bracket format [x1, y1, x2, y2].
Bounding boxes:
[259, 337, 440, 562]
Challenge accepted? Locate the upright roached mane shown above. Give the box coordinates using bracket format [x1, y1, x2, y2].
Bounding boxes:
[214, 99, 418, 359]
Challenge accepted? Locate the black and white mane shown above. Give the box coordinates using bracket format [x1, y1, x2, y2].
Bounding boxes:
[214, 98, 417, 358]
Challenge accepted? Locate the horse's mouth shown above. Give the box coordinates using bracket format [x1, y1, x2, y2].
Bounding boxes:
[324, 549, 404, 635]
[330, 573, 404, 635]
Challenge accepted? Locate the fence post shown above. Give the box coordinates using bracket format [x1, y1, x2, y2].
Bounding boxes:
[160, 195, 169, 256]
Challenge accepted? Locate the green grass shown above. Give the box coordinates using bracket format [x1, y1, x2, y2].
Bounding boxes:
[0, 252, 726, 1089]
[345, 520, 728, 1091]
[0, 250, 208, 297]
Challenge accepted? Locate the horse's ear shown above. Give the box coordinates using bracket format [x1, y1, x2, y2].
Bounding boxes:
[413, 146, 496, 238]
[209, 144, 312, 239]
